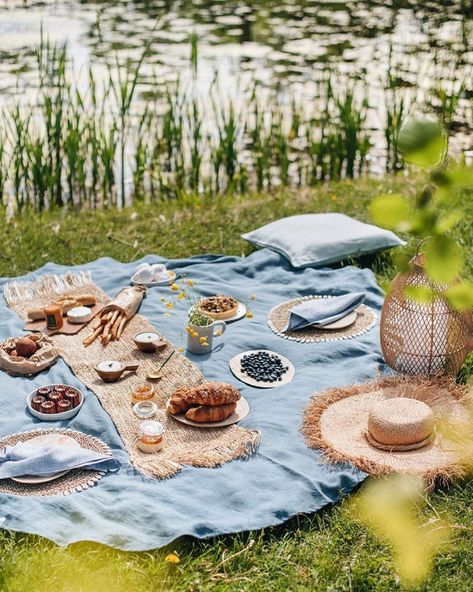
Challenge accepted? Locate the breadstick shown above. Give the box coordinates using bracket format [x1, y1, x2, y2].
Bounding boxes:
[100, 331, 112, 346]
[92, 315, 102, 330]
[83, 323, 104, 346]
[116, 315, 127, 339]
[103, 310, 119, 340]
[110, 312, 123, 340]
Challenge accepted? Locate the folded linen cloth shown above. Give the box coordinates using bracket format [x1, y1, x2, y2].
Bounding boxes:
[133, 263, 170, 284]
[284, 292, 366, 332]
[0, 441, 121, 479]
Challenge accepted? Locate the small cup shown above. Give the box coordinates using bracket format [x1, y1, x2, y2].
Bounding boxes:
[133, 332, 167, 353]
[95, 360, 139, 382]
[133, 400, 158, 420]
[137, 420, 164, 453]
[131, 384, 155, 405]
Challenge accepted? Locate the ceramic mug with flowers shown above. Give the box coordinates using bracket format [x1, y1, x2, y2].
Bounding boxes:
[186, 312, 226, 355]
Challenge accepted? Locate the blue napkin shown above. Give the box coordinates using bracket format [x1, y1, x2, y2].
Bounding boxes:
[0, 441, 121, 479]
[284, 292, 366, 331]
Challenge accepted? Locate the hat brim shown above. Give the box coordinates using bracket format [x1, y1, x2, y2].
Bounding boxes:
[302, 375, 472, 485]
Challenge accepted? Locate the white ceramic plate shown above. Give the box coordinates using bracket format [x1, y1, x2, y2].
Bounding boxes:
[321, 310, 358, 330]
[229, 350, 295, 389]
[11, 433, 80, 484]
[27, 385, 84, 422]
[169, 396, 250, 428]
[131, 271, 176, 287]
[223, 301, 247, 323]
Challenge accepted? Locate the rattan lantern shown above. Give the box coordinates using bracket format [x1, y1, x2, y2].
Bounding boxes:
[381, 248, 473, 377]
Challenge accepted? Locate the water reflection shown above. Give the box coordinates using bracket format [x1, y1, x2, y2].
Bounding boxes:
[0, 0, 471, 171]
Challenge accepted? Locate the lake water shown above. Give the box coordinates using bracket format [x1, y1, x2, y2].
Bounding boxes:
[0, 0, 472, 174]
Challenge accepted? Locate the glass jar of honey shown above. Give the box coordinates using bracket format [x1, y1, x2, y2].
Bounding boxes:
[137, 420, 164, 453]
[131, 383, 155, 405]
[44, 303, 64, 330]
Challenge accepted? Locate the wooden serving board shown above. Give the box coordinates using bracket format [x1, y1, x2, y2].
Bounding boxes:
[24, 303, 105, 336]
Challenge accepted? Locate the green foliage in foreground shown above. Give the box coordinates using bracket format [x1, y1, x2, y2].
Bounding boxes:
[1, 175, 473, 591]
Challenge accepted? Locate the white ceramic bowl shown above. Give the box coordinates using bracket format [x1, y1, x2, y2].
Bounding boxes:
[27, 384, 84, 421]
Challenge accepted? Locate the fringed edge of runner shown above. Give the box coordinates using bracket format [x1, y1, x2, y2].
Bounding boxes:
[130, 429, 262, 479]
[4, 271, 93, 305]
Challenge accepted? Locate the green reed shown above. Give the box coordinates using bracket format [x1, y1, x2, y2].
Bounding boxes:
[0, 33, 467, 216]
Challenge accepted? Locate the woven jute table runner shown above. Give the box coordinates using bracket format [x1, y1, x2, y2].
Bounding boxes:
[4, 273, 260, 479]
[267, 295, 377, 343]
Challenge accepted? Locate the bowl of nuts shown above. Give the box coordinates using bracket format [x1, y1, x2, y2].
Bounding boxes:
[27, 384, 84, 421]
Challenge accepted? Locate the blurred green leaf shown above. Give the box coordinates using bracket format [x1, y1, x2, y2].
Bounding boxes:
[430, 168, 451, 187]
[436, 211, 464, 233]
[405, 285, 434, 303]
[410, 208, 438, 235]
[445, 283, 473, 310]
[436, 184, 455, 206]
[370, 194, 410, 230]
[424, 236, 463, 283]
[398, 119, 445, 168]
[352, 475, 451, 587]
[416, 184, 434, 208]
[447, 165, 473, 187]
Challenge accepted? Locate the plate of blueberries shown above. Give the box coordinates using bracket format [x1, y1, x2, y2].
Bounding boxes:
[229, 349, 295, 388]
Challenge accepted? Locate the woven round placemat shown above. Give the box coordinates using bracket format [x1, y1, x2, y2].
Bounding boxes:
[267, 295, 377, 343]
[0, 428, 110, 497]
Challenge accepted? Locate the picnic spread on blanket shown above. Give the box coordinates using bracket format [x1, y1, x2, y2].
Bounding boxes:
[0, 234, 471, 549]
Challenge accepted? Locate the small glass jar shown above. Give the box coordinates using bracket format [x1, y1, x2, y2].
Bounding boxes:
[44, 303, 64, 330]
[133, 400, 158, 420]
[131, 383, 155, 405]
[137, 420, 164, 453]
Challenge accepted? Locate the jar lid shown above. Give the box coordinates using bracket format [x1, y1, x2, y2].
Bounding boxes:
[139, 420, 164, 437]
[133, 401, 158, 420]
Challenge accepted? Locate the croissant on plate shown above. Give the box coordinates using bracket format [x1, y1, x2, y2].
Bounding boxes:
[185, 402, 236, 423]
[166, 388, 191, 415]
[167, 381, 241, 419]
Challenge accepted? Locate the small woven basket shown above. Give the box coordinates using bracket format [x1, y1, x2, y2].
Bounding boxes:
[381, 245, 473, 377]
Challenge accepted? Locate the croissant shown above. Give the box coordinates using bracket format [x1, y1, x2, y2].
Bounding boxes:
[180, 382, 240, 407]
[166, 389, 191, 415]
[185, 402, 237, 423]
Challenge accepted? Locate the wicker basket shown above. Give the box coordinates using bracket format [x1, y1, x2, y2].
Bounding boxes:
[381, 250, 473, 376]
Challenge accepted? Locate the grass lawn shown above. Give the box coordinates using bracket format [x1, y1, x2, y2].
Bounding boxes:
[1, 175, 473, 592]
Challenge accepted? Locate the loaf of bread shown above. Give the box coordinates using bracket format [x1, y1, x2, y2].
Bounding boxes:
[27, 294, 96, 320]
[167, 382, 241, 418]
[185, 402, 236, 423]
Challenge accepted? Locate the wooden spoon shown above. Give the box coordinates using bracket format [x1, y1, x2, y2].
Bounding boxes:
[147, 350, 175, 380]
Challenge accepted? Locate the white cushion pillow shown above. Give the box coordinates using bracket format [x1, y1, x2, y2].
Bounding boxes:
[241, 213, 405, 268]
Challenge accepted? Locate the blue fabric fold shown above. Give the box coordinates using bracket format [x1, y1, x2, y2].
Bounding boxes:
[0, 441, 121, 479]
[284, 292, 366, 331]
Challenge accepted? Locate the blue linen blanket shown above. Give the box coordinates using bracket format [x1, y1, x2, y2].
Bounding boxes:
[0, 249, 385, 550]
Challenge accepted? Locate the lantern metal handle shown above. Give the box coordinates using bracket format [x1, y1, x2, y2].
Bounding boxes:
[415, 236, 432, 257]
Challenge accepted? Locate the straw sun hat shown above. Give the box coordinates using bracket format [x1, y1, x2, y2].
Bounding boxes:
[302, 376, 473, 484]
